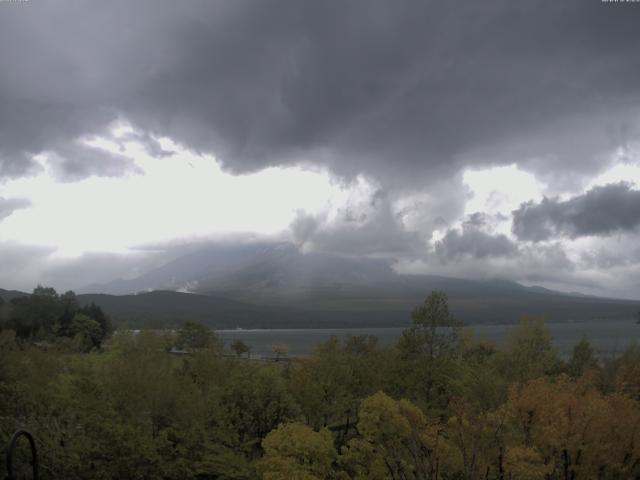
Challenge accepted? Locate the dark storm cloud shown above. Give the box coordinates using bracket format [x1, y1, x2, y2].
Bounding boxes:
[308, 216, 424, 257]
[435, 226, 516, 262]
[46, 142, 142, 181]
[1, 1, 639, 185]
[512, 183, 640, 241]
[0, 197, 30, 222]
[463, 213, 490, 228]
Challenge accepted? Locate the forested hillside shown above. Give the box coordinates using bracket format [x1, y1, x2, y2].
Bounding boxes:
[0, 286, 111, 351]
[78, 243, 640, 327]
[2, 292, 640, 479]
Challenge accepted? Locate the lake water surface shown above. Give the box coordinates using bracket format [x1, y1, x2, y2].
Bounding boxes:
[216, 320, 640, 358]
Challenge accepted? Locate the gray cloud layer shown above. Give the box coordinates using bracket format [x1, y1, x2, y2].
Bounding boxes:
[513, 183, 640, 241]
[290, 194, 426, 258]
[436, 227, 516, 262]
[1, 1, 640, 188]
[0, 197, 30, 222]
[46, 143, 141, 181]
[2, 1, 640, 297]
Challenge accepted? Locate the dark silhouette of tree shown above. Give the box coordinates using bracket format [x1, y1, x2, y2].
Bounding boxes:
[230, 339, 250, 358]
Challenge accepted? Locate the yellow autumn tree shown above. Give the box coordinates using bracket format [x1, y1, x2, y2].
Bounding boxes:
[506, 376, 640, 479]
[446, 399, 509, 479]
[341, 391, 456, 480]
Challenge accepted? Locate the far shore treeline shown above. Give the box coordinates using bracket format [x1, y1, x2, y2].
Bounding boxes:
[0, 285, 111, 352]
[2, 287, 640, 479]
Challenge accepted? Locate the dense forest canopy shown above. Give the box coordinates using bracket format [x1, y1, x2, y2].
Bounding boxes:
[0, 286, 111, 351]
[1, 291, 640, 479]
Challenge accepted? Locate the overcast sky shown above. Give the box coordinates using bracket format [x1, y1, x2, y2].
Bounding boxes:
[1, 0, 640, 298]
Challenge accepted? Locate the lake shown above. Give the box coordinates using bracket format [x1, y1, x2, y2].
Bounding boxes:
[216, 319, 640, 358]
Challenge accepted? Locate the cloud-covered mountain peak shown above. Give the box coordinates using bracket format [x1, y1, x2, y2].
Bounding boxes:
[80, 242, 395, 295]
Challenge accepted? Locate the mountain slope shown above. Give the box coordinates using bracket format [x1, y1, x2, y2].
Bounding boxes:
[0, 288, 30, 301]
[75, 242, 640, 328]
[72, 284, 640, 329]
[76, 290, 418, 329]
[79, 242, 281, 295]
[80, 242, 396, 295]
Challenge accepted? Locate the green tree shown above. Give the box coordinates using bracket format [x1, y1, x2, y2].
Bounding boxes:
[78, 302, 111, 344]
[0, 296, 8, 329]
[230, 338, 250, 358]
[494, 317, 560, 384]
[394, 291, 463, 412]
[257, 423, 337, 480]
[342, 391, 447, 480]
[599, 342, 640, 399]
[176, 321, 218, 350]
[219, 362, 299, 442]
[8, 285, 62, 339]
[0, 287, 113, 348]
[568, 338, 598, 377]
[403, 291, 462, 361]
[33, 284, 58, 298]
[289, 335, 389, 429]
[69, 313, 103, 352]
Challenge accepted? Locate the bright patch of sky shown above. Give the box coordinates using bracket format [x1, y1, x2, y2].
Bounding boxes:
[463, 164, 545, 218]
[0, 130, 365, 258]
[417, 164, 549, 240]
[587, 163, 640, 191]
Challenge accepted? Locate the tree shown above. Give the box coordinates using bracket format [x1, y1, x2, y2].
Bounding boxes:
[78, 302, 112, 342]
[60, 290, 79, 308]
[69, 313, 103, 352]
[257, 423, 337, 480]
[494, 317, 560, 384]
[506, 376, 640, 479]
[0, 330, 17, 408]
[219, 363, 299, 442]
[288, 335, 389, 429]
[394, 291, 463, 411]
[445, 399, 509, 480]
[403, 291, 462, 361]
[600, 342, 640, 399]
[33, 284, 58, 298]
[175, 321, 218, 350]
[342, 391, 447, 480]
[0, 287, 112, 348]
[344, 335, 378, 355]
[568, 338, 598, 377]
[230, 338, 250, 358]
[503, 446, 551, 480]
[0, 296, 7, 329]
[8, 285, 62, 338]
